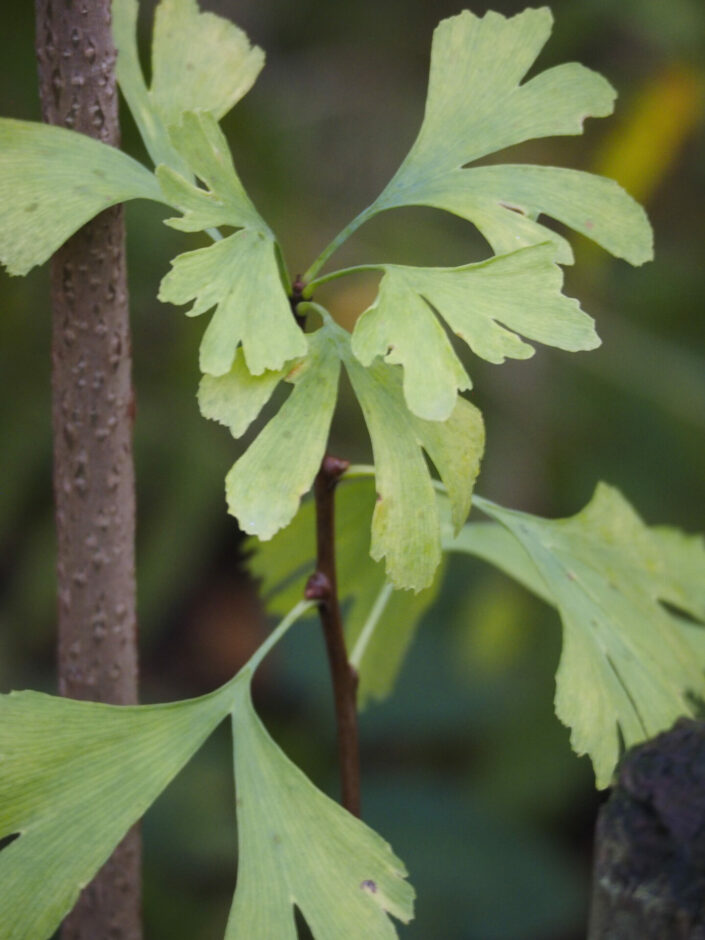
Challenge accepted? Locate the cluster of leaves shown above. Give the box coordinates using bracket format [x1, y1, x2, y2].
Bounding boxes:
[1, 0, 703, 937]
[0, 0, 653, 592]
[259, 478, 705, 789]
[0, 611, 413, 938]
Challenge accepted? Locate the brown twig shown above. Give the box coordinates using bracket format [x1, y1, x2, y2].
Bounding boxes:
[305, 455, 362, 817]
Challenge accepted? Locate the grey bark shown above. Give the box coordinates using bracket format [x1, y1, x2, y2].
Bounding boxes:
[34, 1, 141, 937]
[588, 718, 705, 939]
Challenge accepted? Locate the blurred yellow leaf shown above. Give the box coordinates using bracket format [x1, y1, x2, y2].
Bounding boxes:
[595, 65, 704, 204]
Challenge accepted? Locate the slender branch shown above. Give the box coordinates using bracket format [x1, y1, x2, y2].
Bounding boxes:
[35, 2, 140, 936]
[305, 455, 362, 817]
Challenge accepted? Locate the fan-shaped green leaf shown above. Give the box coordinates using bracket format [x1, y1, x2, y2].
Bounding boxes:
[113, 0, 185, 173]
[159, 228, 303, 376]
[351, 269, 471, 422]
[352, 243, 597, 421]
[113, 0, 263, 172]
[341, 338, 484, 590]
[216, 301, 482, 587]
[225, 327, 339, 539]
[447, 516, 705, 664]
[0, 685, 231, 939]
[198, 348, 289, 438]
[368, 8, 652, 265]
[343, 358, 439, 591]
[649, 526, 705, 621]
[156, 113, 306, 375]
[445, 518, 553, 606]
[409, 9, 611, 167]
[457, 486, 705, 786]
[0, 601, 414, 938]
[226, 679, 414, 939]
[409, 400, 483, 536]
[157, 111, 262, 233]
[0, 119, 163, 276]
[151, 0, 263, 127]
[249, 478, 444, 705]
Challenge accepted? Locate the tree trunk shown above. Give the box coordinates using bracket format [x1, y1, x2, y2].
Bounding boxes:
[34, 2, 141, 937]
[588, 719, 705, 939]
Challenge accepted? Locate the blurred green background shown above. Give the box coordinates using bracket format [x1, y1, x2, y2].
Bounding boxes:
[1, 0, 704, 937]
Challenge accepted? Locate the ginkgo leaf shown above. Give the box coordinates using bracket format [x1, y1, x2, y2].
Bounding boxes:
[452, 486, 705, 786]
[368, 8, 652, 266]
[198, 348, 289, 438]
[352, 243, 597, 421]
[649, 525, 705, 621]
[347, 358, 439, 591]
[444, 517, 553, 607]
[226, 679, 415, 939]
[225, 326, 339, 539]
[0, 603, 415, 939]
[0, 684, 232, 939]
[113, 0, 263, 172]
[447, 514, 705, 649]
[219, 305, 482, 590]
[351, 268, 471, 422]
[0, 119, 163, 276]
[156, 112, 306, 375]
[249, 478, 444, 705]
[326, 307, 483, 590]
[159, 228, 303, 376]
[343, 343, 484, 591]
[151, 0, 264, 127]
[408, 398, 483, 536]
[157, 111, 262, 233]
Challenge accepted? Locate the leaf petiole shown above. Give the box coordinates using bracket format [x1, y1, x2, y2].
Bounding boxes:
[342, 463, 376, 481]
[304, 263, 381, 297]
[349, 581, 394, 669]
[241, 598, 316, 676]
[302, 205, 377, 283]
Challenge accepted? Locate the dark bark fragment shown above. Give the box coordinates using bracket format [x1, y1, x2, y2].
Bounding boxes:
[35, 1, 141, 936]
[588, 718, 705, 940]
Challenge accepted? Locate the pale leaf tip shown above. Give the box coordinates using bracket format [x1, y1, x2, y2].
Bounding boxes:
[0, 255, 32, 278]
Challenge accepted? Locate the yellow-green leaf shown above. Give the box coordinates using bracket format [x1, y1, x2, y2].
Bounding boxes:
[157, 111, 262, 233]
[352, 244, 597, 420]
[342, 341, 483, 591]
[159, 228, 304, 376]
[225, 327, 339, 538]
[249, 478, 444, 706]
[156, 113, 306, 375]
[215, 303, 483, 591]
[0, 685, 231, 939]
[0, 119, 163, 276]
[370, 8, 652, 265]
[113, 0, 263, 172]
[198, 348, 288, 438]
[151, 0, 263, 127]
[226, 680, 414, 938]
[460, 486, 705, 786]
